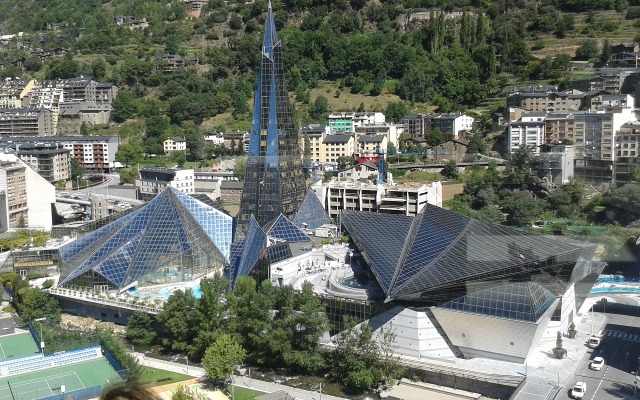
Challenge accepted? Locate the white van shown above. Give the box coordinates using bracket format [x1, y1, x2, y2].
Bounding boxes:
[587, 336, 601, 349]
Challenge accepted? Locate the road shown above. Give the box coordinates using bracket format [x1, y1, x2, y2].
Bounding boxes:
[556, 313, 640, 400]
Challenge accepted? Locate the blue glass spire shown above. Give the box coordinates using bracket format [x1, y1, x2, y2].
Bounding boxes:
[238, 1, 306, 234]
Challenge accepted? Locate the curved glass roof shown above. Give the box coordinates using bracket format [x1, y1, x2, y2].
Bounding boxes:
[341, 205, 590, 302]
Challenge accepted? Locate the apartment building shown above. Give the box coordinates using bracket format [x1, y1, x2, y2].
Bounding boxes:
[614, 121, 640, 184]
[357, 135, 387, 158]
[204, 133, 224, 146]
[402, 114, 431, 141]
[322, 134, 355, 164]
[183, 0, 207, 17]
[0, 135, 119, 172]
[0, 78, 34, 108]
[12, 142, 71, 183]
[402, 113, 474, 141]
[0, 153, 55, 232]
[323, 180, 442, 219]
[507, 112, 547, 154]
[354, 124, 401, 148]
[300, 124, 330, 163]
[0, 108, 54, 136]
[573, 69, 634, 93]
[572, 108, 635, 162]
[327, 112, 385, 133]
[163, 137, 187, 154]
[537, 144, 574, 186]
[136, 167, 195, 201]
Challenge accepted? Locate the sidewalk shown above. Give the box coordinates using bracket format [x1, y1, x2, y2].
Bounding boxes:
[133, 353, 346, 400]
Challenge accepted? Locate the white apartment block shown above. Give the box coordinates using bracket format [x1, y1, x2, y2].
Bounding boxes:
[163, 137, 187, 154]
[204, 133, 225, 146]
[323, 180, 442, 219]
[507, 112, 547, 154]
[0, 153, 55, 232]
[0, 135, 119, 171]
[136, 167, 195, 201]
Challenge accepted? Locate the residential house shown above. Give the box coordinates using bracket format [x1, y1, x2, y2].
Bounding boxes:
[431, 114, 474, 140]
[224, 131, 249, 154]
[11, 142, 71, 183]
[426, 139, 469, 163]
[573, 69, 634, 93]
[357, 134, 387, 159]
[163, 137, 187, 154]
[204, 133, 225, 146]
[184, 0, 207, 18]
[354, 123, 401, 148]
[402, 114, 432, 141]
[220, 181, 243, 204]
[507, 111, 547, 154]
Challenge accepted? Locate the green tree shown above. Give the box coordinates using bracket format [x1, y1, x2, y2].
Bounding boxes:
[309, 96, 329, 121]
[466, 133, 486, 154]
[91, 58, 107, 80]
[45, 55, 80, 79]
[202, 333, 246, 380]
[183, 121, 205, 162]
[630, 164, 640, 182]
[600, 39, 612, 63]
[506, 146, 534, 184]
[70, 158, 86, 181]
[115, 141, 145, 165]
[191, 275, 229, 359]
[330, 316, 382, 390]
[15, 287, 61, 323]
[303, 134, 312, 166]
[23, 57, 43, 72]
[156, 290, 196, 353]
[111, 90, 138, 123]
[548, 179, 585, 217]
[425, 128, 444, 147]
[501, 191, 544, 226]
[126, 311, 157, 346]
[384, 102, 409, 123]
[234, 156, 247, 180]
[441, 160, 458, 179]
[337, 156, 353, 171]
[575, 39, 599, 61]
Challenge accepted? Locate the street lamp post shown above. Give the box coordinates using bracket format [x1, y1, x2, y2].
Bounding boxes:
[34, 317, 46, 356]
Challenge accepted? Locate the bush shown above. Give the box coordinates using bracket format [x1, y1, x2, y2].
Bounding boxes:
[626, 6, 640, 19]
[42, 279, 54, 289]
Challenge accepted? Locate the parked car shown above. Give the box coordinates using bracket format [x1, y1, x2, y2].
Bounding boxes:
[587, 336, 601, 349]
[590, 357, 604, 371]
[571, 381, 586, 399]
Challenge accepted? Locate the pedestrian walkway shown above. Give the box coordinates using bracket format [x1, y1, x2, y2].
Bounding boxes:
[132, 353, 345, 400]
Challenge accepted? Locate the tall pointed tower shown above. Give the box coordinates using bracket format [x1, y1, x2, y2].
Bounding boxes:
[237, 1, 306, 233]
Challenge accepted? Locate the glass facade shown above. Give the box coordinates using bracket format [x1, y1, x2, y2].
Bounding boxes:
[58, 188, 232, 290]
[292, 190, 333, 230]
[237, 3, 306, 234]
[341, 206, 598, 306]
[232, 216, 268, 284]
[266, 214, 311, 243]
[438, 282, 556, 322]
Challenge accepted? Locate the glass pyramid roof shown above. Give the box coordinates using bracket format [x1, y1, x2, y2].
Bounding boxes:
[292, 190, 333, 230]
[266, 214, 311, 243]
[58, 188, 233, 289]
[437, 282, 556, 322]
[341, 205, 587, 302]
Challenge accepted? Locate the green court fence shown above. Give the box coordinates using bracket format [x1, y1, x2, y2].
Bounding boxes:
[38, 385, 102, 400]
[101, 349, 128, 382]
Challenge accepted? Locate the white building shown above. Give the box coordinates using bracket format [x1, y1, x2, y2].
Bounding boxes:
[507, 111, 547, 154]
[204, 133, 225, 146]
[163, 137, 187, 154]
[136, 167, 194, 201]
[0, 153, 55, 232]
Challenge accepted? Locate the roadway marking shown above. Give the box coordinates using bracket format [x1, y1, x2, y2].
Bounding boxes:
[590, 366, 608, 400]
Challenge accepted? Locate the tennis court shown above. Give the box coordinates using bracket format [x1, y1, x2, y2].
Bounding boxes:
[0, 358, 121, 400]
[0, 333, 40, 360]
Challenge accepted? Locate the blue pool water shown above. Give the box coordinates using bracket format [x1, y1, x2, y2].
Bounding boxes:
[340, 277, 366, 289]
[591, 286, 640, 294]
[129, 286, 202, 299]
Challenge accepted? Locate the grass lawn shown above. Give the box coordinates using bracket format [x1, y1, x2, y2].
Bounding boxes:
[227, 385, 266, 400]
[138, 366, 192, 387]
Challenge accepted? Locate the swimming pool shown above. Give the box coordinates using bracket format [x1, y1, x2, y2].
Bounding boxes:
[129, 285, 203, 299]
[340, 276, 367, 289]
